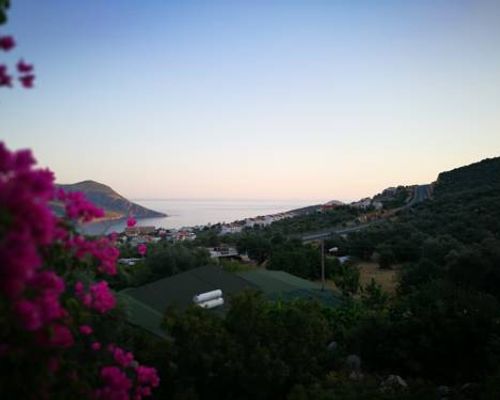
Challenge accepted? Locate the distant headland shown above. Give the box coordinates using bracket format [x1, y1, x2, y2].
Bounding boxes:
[54, 180, 167, 220]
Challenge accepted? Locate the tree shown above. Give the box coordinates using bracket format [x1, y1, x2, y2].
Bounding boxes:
[361, 279, 388, 310]
[376, 243, 396, 269]
[236, 234, 272, 264]
[163, 292, 332, 400]
[333, 263, 360, 296]
[0, 0, 10, 25]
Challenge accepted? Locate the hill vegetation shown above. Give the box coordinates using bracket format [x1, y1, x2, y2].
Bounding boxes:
[160, 156, 500, 399]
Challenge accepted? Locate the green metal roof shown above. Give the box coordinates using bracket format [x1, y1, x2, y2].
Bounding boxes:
[120, 266, 343, 336]
[121, 265, 256, 312]
[117, 292, 167, 338]
[236, 269, 320, 293]
[119, 265, 257, 335]
[237, 269, 343, 307]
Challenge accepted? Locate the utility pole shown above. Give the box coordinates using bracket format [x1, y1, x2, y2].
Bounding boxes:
[321, 239, 325, 291]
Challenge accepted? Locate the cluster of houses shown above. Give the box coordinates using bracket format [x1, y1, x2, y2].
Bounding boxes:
[119, 225, 197, 246]
[321, 187, 410, 212]
[219, 212, 295, 235]
[115, 210, 298, 251]
[319, 197, 384, 213]
[349, 197, 384, 210]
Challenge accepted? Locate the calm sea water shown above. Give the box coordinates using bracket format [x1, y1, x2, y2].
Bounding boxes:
[82, 199, 312, 235]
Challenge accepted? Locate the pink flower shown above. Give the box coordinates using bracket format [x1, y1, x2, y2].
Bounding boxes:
[18, 74, 35, 88]
[37, 324, 74, 348]
[135, 386, 152, 398]
[113, 347, 134, 368]
[112, 346, 134, 368]
[0, 64, 12, 87]
[16, 59, 34, 73]
[70, 235, 118, 275]
[74, 281, 84, 294]
[95, 366, 132, 400]
[57, 190, 104, 222]
[0, 236, 41, 299]
[91, 341, 102, 351]
[136, 365, 160, 388]
[79, 325, 93, 335]
[90, 282, 116, 313]
[14, 299, 42, 331]
[96, 243, 119, 275]
[127, 216, 136, 227]
[0, 36, 15, 51]
[77, 281, 116, 314]
[37, 292, 66, 323]
[30, 271, 65, 294]
[137, 244, 147, 256]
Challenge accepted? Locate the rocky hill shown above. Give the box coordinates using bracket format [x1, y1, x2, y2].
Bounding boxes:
[56, 180, 166, 219]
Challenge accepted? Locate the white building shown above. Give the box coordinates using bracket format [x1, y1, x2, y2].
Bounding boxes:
[351, 198, 372, 209]
[220, 224, 243, 235]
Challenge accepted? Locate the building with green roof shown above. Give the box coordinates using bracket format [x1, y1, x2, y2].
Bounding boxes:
[119, 265, 342, 337]
[237, 269, 343, 307]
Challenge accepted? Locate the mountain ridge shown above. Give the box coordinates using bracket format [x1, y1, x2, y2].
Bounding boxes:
[56, 180, 167, 220]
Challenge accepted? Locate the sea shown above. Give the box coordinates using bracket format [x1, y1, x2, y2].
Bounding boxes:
[81, 198, 313, 236]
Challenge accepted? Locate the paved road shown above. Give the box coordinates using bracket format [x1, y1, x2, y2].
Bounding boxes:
[301, 224, 374, 242]
[406, 184, 431, 207]
[300, 184, 431, 242]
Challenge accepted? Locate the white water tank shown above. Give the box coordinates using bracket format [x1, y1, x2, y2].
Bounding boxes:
[197, 297, 224, 309]
[193, 289, 223, 304]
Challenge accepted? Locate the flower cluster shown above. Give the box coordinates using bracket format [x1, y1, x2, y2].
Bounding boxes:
[96, 366, 132, 400]
[93, 345, 160, 400]
[135, 365, 160, 394]
[111, 345, 135, 368]
[0, 35, 35, 88]
[57, 189, 104, 222]
[0, 35, 15, 50]
[0, 142, 159, 398]
[13, 271, 66, 331]
[36, 323, 75, 348]
[0, 143, 75, 356]
[75, 281, 116, 314]
[70, 235, 119, 275]
[127, 216, 137, 228]
[0, 143, 57, 298]
[137, 243, 147, 256]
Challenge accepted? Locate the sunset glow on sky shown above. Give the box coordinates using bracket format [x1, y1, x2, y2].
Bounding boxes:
[2, 0, 499, 202]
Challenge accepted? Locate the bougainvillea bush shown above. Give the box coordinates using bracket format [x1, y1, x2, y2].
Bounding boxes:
[0, 142, 159, 399]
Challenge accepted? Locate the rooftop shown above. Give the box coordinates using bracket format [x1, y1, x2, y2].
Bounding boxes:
[119, 265, 343, 336]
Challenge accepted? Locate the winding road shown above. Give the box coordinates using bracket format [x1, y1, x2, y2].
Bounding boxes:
[300, 184, 432, 242]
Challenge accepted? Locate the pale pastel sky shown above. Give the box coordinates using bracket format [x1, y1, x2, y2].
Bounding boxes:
[1, 0, 499, 202]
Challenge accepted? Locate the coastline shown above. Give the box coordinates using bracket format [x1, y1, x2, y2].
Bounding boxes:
[80, 215, 168, 236]
[78, 199, 310, 236]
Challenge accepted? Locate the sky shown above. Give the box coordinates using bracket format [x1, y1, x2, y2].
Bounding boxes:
[1, 0, 499, 202]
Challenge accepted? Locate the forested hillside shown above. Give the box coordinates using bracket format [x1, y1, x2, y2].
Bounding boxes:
[146, 157, 500, 399]
[347, 157, 500, 298]
[434, 157, 500, 197]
